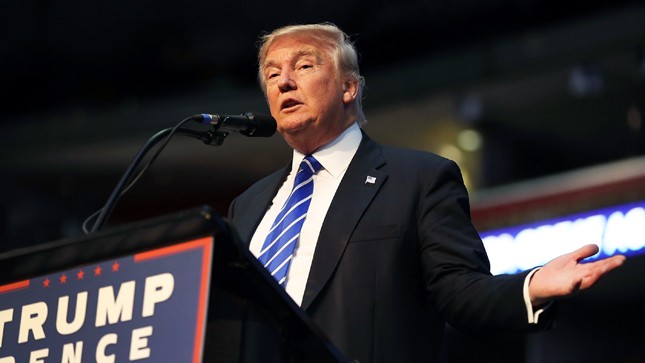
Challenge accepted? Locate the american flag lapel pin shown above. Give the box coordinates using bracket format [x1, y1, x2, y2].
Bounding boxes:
[365, 175, 376, 184]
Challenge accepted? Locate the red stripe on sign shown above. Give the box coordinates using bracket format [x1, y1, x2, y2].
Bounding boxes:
[193, 238, 212, 363]
[134, 237, 213, 262]
[0, 280, 30, 294]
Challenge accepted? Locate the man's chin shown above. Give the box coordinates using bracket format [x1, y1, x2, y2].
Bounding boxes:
[277, 117, 312, 135]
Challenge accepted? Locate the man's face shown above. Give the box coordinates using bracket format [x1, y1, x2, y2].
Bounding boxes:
[261, 35, 355, 153]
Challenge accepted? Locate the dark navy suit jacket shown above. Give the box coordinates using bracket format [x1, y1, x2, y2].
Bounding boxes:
[229, 132, 541, 362]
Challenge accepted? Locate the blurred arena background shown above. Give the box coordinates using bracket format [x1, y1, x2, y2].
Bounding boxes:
[1, 1, 644, 361]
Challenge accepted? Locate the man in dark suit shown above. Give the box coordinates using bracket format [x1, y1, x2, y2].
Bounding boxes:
[228, 23, 625, 362]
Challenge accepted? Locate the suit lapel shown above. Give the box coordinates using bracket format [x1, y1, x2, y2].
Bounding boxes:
[301, 133, 388, 310]
[234, 165, 290, 245]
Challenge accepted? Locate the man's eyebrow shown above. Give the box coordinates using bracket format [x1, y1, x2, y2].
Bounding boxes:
[263, 48, 322, 70]
[263, 59, 280, 71]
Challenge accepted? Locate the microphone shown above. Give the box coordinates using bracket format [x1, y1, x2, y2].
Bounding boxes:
[193, 112, 276, 137]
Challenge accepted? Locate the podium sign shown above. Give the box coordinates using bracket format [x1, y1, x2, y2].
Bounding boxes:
[0, 237, 213, 363]
[0, 207, 348, 363]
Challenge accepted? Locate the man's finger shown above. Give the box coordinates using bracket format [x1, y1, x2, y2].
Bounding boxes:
[579, 255, 626, 289]
[572, 244, 600, 262]
[592, 255, 626, 271]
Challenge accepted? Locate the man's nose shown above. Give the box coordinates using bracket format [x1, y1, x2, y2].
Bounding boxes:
[277, 70, 296, 92]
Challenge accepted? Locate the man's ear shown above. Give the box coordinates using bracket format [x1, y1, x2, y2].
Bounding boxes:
[342, 78, 359, 104]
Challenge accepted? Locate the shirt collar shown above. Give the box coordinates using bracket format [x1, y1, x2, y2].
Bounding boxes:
[292, 122, 363, 178]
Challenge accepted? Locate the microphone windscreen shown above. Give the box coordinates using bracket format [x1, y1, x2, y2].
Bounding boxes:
[242, 112, 277, 137]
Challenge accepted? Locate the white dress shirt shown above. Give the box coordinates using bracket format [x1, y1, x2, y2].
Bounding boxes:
[249, 122, 363, 306]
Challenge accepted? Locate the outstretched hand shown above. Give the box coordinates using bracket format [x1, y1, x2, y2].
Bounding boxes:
[528, 244, 626, 307]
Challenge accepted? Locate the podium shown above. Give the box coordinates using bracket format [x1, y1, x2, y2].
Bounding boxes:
[0, 206, 348, 363]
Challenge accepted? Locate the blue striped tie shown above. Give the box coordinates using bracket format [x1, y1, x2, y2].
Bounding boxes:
[258, 155, 322, 286]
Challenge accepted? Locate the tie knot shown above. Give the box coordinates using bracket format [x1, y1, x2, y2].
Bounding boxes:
[300, 155, 322, 175]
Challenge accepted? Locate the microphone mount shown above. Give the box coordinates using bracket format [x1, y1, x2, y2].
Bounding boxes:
[85, 112, 276, 233]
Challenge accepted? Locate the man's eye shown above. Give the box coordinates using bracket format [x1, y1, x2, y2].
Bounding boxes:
[268, 72, 279, 79]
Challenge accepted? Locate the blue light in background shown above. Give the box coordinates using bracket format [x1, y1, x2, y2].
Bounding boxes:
[480, 200, 645, 275]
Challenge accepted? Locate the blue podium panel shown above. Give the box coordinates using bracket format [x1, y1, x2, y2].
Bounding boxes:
[0, 237, 213, 363]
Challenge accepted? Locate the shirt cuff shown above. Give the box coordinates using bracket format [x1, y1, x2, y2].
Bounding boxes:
[523, 267, 551, 324]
